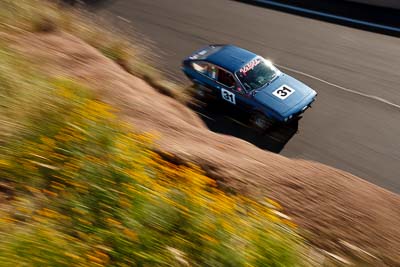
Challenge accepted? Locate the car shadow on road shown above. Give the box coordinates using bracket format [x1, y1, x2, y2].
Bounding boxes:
[235, 0, 400, 37]
[189, 101, 299, 154]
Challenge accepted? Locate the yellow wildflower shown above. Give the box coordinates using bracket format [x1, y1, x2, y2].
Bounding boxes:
[37, 208, 61, 219]
[42, 189, 58, 197]
[282, 219, 297, 229]
[265, 197, 283, 210]
[64, 252, 81, 260]
[123, 228, 138, 241]
[78, 218, 92, 226]
[25, 185, 40, 194]
[40, 136, 56, 149]
[86, 254, 103, 264]
[94, 250, 110, 263]
[106, 218, 122, 226]
[0, 217, 18, 223]
[200, 234, 218, 244]
[0, 159, 10, 168]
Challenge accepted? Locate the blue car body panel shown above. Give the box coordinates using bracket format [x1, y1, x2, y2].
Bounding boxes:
[253, 74, 316, 117]
[182, 45, 317, 122]
[185, 45, 257, 73]
[206, 45, 257, 72]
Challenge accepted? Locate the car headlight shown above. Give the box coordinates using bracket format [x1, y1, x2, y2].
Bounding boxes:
[284, 115, 293, 122]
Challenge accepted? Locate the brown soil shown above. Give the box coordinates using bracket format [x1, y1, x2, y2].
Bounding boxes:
[11, 32, 400, 266]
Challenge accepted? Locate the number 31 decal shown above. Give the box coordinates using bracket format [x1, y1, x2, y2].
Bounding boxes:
[272, 85, 295, 100]
[221, 88, 236, 104]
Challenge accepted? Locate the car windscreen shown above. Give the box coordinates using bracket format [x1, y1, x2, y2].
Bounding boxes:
[236, 58, 279, 91]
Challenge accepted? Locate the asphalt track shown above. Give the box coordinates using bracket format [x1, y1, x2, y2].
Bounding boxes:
[92, 0, 400, 193]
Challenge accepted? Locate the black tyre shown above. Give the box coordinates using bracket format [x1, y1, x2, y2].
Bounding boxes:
[192, 84, 217, 102]
[195, 85, 207, 99]
[250, 112, 274, 132]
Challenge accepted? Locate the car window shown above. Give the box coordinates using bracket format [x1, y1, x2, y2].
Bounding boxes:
[217, 68, 235, 88]
[191, 62, 218, 80]
[191, 62, 208, 74]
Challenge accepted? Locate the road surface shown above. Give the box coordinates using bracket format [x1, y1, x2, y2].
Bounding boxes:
[93, 0, 400, 193]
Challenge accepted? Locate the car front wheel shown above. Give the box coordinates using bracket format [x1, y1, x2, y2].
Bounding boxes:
[250, 112, 274, 132]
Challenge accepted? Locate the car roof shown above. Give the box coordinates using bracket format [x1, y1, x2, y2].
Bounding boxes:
[205, 45, 258, 73]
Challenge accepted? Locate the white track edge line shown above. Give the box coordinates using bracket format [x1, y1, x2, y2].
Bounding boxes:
[275, 63, 400, 110]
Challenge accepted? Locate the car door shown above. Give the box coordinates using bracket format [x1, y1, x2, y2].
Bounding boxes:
[214, 66, 253, 111]
[186, 61, 233, 100]
[187, 61, 251, 110]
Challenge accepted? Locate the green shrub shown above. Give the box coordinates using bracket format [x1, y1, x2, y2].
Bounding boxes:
[0, 0, 60, 33]
[0, 3, 308, 265]
[0, 0, 188, 103]
[0, 65, 307, 266]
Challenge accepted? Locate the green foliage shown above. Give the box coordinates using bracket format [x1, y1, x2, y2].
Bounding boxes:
[0, 0, 61, 33]
[0, 47, 60, 141]
[0, 0, 188, 103]
[0, 2, 308, 265]
[0, 51, 307, 266]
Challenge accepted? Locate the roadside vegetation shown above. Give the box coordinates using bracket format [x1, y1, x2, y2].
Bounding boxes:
[0, 0, 188, 101]
[0, 0, 310, 266]
[0, 48, 306, 266]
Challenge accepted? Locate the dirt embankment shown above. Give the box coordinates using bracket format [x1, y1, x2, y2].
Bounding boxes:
[11, 32, 400, 266]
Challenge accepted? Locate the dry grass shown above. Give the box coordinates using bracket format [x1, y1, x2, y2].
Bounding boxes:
[0, 43, 308, 267]
[0, 0, 187, 102]
[1, 1, 394, 265]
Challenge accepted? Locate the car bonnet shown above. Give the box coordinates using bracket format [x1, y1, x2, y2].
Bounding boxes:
[253, 74, 313, 115]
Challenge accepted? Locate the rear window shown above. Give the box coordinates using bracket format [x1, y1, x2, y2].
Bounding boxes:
[189, 45, 223, 60]
[192, 62, 208, 74]
[191, 62, 234, 87]
[191, 62, 219, 79]
[236, 58, 279, 91]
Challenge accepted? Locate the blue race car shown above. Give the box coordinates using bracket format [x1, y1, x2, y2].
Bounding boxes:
[182, 45, 317, 130]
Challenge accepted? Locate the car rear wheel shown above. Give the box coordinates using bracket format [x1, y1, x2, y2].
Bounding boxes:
[192, 84, 217, 102]
[190, 84, 207, 99]
[250, 112, 274, 132]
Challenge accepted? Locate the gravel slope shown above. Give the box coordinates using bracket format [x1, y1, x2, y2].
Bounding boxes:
[12, 32, 400, 266]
